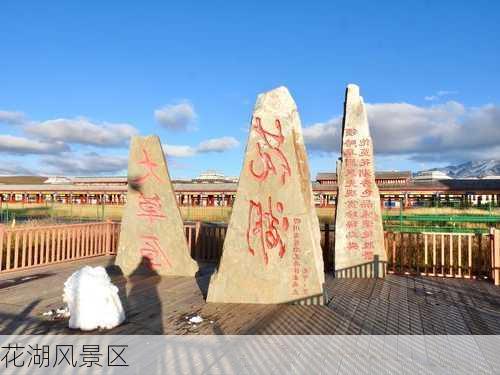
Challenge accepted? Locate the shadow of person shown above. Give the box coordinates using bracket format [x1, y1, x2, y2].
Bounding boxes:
[124, 256, 164, 334]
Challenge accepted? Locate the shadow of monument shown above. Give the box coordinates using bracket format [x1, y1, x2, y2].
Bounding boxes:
[110, 256, 164, 334]
[334, 255, 388, 279]
[190, 222, 221, 300]
[194, 262, 216, 300]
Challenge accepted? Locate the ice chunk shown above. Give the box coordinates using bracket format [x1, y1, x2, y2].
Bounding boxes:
[188, 315, 203, 324]
[63, 266, 125, 330]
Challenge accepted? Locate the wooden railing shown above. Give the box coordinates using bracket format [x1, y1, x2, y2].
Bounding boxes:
[0, 221, 120, 274]
[384, 230, 498, 282]
[1, 221, 499, 285]
[0, 221, 209, 274]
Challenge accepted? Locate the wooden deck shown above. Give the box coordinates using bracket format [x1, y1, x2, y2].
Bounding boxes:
[1, 256, 500, 335]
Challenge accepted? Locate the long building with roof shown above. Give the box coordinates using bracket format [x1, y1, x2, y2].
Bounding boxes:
[0, 170, 499, 208]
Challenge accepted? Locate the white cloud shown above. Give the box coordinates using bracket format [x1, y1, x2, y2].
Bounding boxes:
[437, 90, 458, 96]
[162, 144, 197, 158]
[41, 152, 128, 175]
[155, 102, 197, 131]
[0, 161, 35, 175]
[0, 110, 27, 125]
[302, 118, 342, 154]
[0, 135, 69, 155]
[424, 90, 458, 101]
[162, 136, 239, 158]
[303, 101, 500, 163]
[26, 117, 138, 147]
[197, 136, 239, 153]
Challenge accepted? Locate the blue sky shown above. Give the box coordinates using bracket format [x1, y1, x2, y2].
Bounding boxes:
[1, 1, 499, 178]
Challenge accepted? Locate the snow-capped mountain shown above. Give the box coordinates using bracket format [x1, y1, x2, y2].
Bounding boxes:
[421, 160, 500, 178]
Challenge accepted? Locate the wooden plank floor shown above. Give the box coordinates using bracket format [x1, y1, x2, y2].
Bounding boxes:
[1, 256, 500, 335]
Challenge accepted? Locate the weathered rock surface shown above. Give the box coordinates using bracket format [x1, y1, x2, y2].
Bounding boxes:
[207, 86, 325, 304]
[334, 84, 387, 277]
[115, 135, 198, 277]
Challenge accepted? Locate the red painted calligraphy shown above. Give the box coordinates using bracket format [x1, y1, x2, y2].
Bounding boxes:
[139, 234, 172, 270]
[133, 148, 164, 185]
[247, 196, 290, 265]
[344, 139, 356, 147]
[136, 193, 166, 224]
[344, 128, 357, 137]
[344, 148, 355, 157]
[359, 148, 370, 157]
[249, 117, 291, 184]
[347, 242, 359, 251]
[359, 138, 370, 147]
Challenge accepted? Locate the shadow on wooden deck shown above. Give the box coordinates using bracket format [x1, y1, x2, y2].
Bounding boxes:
[0, 256, 499, 335]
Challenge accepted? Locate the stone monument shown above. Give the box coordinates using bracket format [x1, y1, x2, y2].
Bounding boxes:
[334, 84, 387, 278]
[115, 135, 198, 276]
[207, 86, 325, 304]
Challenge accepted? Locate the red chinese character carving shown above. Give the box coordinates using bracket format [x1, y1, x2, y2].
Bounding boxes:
[246, 196, 290, 265]
[132, 148, 164, 185]
[358, 169, 371, 178]
[344, 128, 357, 137]
[361, 188, 373, 198]
[346, 189, 356, 198]
[344, 139, 357, 147]
[362, 251, 374, 261]
[360, 209, 373, 219]
[136, 193, 166, 224]
[344, 148, 355, 157]
[347, 200, 358, 209]
[363, 241, 374, 250]
[360, 138, 370, 147]
[362, 219, 374, 228]
[361, 230, 372, 239]
[346, 210, 358, 219]
[345, 168, 356, 177]
[344, 158, 357, 168]
[359, 148, 370, 157]
[360, 179, 372, 188]
[345, 179, 356, 188]
[346, 230, 359, 238]
[249, 117, 291, 184]
[360, 200, 374, 209]
[139, 234, 171, 270]
[359, 159, 371, 167]
[346, 220, 358, 229]
[347, 242, 359, 251]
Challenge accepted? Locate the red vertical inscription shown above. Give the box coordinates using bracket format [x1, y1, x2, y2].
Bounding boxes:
[246, 196, 289, 265]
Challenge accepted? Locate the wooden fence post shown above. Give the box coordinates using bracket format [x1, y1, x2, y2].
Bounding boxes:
[494, 229, 500, 286]
[0, 224, 4, 272]
[105, 220, 112, 255]
[490, 227, 495, 281]
[324, 223, 330, 271]
[195, 221, 201, 240]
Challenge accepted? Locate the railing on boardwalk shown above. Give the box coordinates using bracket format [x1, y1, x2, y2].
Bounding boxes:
[0, 221, 121, 274]
[0, 221, 220, 274]
[1, 221, 499, 285]
[384, 230, 498, 282]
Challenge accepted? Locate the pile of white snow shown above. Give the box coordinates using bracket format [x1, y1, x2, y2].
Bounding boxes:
[63, 266, 125, 331]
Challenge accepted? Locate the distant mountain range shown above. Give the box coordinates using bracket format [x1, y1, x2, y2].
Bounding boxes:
[422, 160, 500, 178]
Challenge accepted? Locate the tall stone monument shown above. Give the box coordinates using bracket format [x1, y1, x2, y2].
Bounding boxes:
[335, 84, 387, 278]
[207, 86, 325, 304]
[115, 135, 198, 277]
